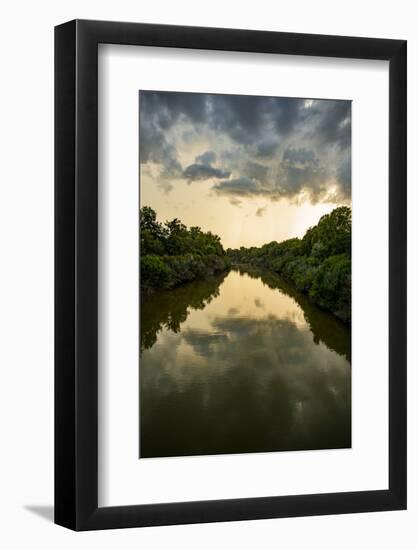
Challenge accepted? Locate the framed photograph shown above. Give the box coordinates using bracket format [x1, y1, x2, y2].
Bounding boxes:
[55, 19, 406, 530]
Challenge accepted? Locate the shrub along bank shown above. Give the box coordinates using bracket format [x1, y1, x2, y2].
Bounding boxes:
[227, 207, 351, 322]
[140, 206, 230, 295]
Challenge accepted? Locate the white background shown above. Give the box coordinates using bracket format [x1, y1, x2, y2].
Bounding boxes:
[0, 1, 415, 548]
[99, 46, 389, 506]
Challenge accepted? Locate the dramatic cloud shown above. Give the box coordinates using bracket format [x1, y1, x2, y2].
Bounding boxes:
[255, 137, 280, 158]
[213, 176, 266, 198]
[278, 147, 328, 202]
[245, 161, 269, 183]
[282, 148, 319, 168]
[337, 155, 351, 195]
[195, 150, 216, 165]
[307, 100, 351, 150]
[139, 91, 351, 204]
[182, 150, 231, 182]
[183, 163, 231, 182]
[213, 146, 337, 204]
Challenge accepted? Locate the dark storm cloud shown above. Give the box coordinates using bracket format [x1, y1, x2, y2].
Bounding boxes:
[139, 91, 351, 203]
[304, 100, 351, 150]
[245, 161, 269, 183]
[208, 95, 268, 144]
[183, 163, 231, 182]
[139, 109, 183, 178]
[183, 149, 231, 182]
[272, 97, 304, 134]
[277, 147, 333, 203]
[139, 91, 207, 179]
[195, 150, 216, 165]
[282, 148, 319, 168]
[140, 90, 207, 129]
[213, 176, 266, 197]
[255, 137, 280, 158]
[214, 147, 333, 203]
[336, 155, 351, 199]
[208, 95, 305, 145]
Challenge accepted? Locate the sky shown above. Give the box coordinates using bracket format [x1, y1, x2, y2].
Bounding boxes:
[139, 91, 351, 249]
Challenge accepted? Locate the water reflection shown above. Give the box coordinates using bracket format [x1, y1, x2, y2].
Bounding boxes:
[140, 268, 351, 458]
[236, 266, 351, 361]
[140, 271, 228, 352]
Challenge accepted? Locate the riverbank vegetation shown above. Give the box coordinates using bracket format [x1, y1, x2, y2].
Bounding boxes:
[227, 207, 351, 322]
[140, 206, 230, 295]
[140, 205, 351, 323]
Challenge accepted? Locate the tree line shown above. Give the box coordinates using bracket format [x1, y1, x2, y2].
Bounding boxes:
[227, 206, 351, 322]
[140, 206, 230, 295]
[140, 205, 351, 323]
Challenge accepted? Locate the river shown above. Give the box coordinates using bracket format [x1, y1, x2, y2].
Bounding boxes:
[140, 267, 351, 458]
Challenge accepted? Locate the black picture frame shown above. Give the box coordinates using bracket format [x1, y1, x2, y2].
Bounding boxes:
[55, 19, 407, 531]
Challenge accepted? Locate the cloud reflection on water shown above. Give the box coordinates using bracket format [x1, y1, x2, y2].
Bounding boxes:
[140, 269, 351, 458]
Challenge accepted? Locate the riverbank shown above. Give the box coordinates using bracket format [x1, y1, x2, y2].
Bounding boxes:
[140, 205, 351, 321]
[141, 253, 231, 297]
[227, 207, 351, 323]
[140, 205, 231, 296]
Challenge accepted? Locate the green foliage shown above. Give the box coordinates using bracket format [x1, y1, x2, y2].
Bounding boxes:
[302, 206, 351, 259]
[141, 255, 172, 289]
[140, 207, 230, 294]
[309, 254, 351, 321]
[227, 206, 351, 322]
[141, 205, 351, 322]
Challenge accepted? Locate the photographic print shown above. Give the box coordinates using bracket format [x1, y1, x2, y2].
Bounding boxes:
[139, 91, 351, 459]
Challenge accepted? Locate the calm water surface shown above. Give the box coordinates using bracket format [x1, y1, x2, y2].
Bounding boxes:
[140, 267, 351, 458]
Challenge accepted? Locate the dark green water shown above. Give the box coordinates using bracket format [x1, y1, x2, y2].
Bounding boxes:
[140, 267, 351, 458]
